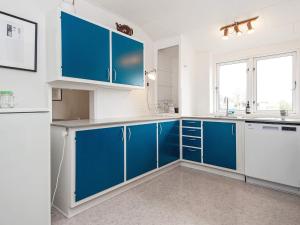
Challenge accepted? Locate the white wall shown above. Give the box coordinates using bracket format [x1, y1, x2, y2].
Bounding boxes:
[193, 52, 211, 115]
[180, 35, 210, 116]
[0, 0, 49, 108]
[180, 35, 194, 115]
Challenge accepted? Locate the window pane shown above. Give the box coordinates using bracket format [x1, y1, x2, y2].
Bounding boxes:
[256, 55, 293, 111]
[218, 62, 247, 111]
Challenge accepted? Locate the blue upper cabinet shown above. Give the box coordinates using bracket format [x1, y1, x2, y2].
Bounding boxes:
[203, 121, 236, 170]
[61, 12, 110, 82]
[158, 121, 180, 167]
[126, 123, 157, 180]
[112, 32, 144, 87]
[75, 127, 124, 202]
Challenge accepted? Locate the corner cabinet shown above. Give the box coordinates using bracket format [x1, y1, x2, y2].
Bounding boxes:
[203, 121, 236, 170]
[158, 121, 180, 167]
[47, 10, 145, 89]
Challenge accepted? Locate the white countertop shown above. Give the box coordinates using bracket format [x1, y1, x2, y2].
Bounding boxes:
[51, 114, 300, 128]
[52, 114, 181, 128]
[0, 108, 50, 114]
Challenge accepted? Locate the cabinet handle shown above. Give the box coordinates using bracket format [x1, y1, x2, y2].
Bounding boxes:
[232, 125, 235, 136]
[188, 138, 197, 141]
[121, 128, 124, 142]
[128, 128, 132, 141]
[188, 129, 197, 132]
[186, 148, 197, 152]
[107, 68, 110, 81]
[159, 124, 162, 135]
[113, 69, 117, 81]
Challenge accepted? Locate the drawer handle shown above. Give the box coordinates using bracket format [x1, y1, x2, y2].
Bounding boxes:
[188, 138, 197, 141]
[186, 121, 196, 123]
[188, 129, 197, 132]
[186, 148, 197, 152]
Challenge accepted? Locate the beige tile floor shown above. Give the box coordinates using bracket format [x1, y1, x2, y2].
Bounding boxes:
[52, 167, 300, 225]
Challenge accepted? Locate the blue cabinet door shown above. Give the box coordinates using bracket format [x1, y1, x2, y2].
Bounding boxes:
[112, 32, 144, 86]
[158, 121, 180, 167]
[61, 12, 110, 82]
[75, 127, 124, 202]
[126, 123, 157, 180]
[203, 121, 236, 170]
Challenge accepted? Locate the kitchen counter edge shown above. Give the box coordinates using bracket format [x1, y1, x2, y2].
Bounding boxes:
[51, 115, 300, 128]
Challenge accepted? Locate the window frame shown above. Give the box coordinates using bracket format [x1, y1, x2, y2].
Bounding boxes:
[253, 52, 297, 114]
[215, 59, 250, 113]
[214, 51, 298, 115]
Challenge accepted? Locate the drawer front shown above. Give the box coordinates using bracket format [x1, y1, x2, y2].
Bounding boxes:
[182, 120, 201, 127]
[182, 127, 201, 137]
[183, 147, 201, 163]
[182, 136, 201, 148]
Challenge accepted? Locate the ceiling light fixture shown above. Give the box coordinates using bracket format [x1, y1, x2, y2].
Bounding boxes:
[222, 28, 229, 40]
[220, 16, 258, 40]
[234, 23, 242, 36]
[247, 21, 254, 34]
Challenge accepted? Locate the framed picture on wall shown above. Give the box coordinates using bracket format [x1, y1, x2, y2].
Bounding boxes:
[0, 11, 37, 72]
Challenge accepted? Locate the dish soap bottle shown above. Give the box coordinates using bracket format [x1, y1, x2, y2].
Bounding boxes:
[245, 101, 251, 114]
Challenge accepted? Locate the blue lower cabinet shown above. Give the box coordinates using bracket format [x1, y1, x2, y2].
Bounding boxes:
[126, 123, 157, 180]
[203, 121, 236, 170]
[183, 147, 201, 163]
[182, 127, 201, 137]
[158, 121, 180, 167]
[75, 127, 124, 202]
[182, 136, 201, 148]
[182, 120, 201, 128]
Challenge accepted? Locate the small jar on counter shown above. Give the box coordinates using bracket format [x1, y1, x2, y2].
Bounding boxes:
[0, 91, 15, 108]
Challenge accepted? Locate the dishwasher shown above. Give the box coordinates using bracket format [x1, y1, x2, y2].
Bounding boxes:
[245, 121, 300, 188]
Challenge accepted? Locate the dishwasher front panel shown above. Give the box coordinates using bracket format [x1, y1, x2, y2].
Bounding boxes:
[245, 122, 300, 188]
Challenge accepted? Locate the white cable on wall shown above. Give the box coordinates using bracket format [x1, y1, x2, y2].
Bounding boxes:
[51, 130, 68, 206]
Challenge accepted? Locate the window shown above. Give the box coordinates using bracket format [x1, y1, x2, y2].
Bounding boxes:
[255, 54, 295, 111]
[215, 52, 297, 114]
[216, 61, 248, 111]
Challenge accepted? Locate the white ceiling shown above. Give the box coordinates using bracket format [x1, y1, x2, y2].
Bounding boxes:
[89, 0, 300, 52]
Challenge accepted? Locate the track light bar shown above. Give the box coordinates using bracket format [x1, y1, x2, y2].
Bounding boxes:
[220, 16, 258, 39]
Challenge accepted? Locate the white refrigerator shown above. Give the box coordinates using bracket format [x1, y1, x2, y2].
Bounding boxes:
[0, 109, 50, 225]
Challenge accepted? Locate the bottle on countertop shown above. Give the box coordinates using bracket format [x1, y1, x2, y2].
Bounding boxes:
[246, 101, 251, 114]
